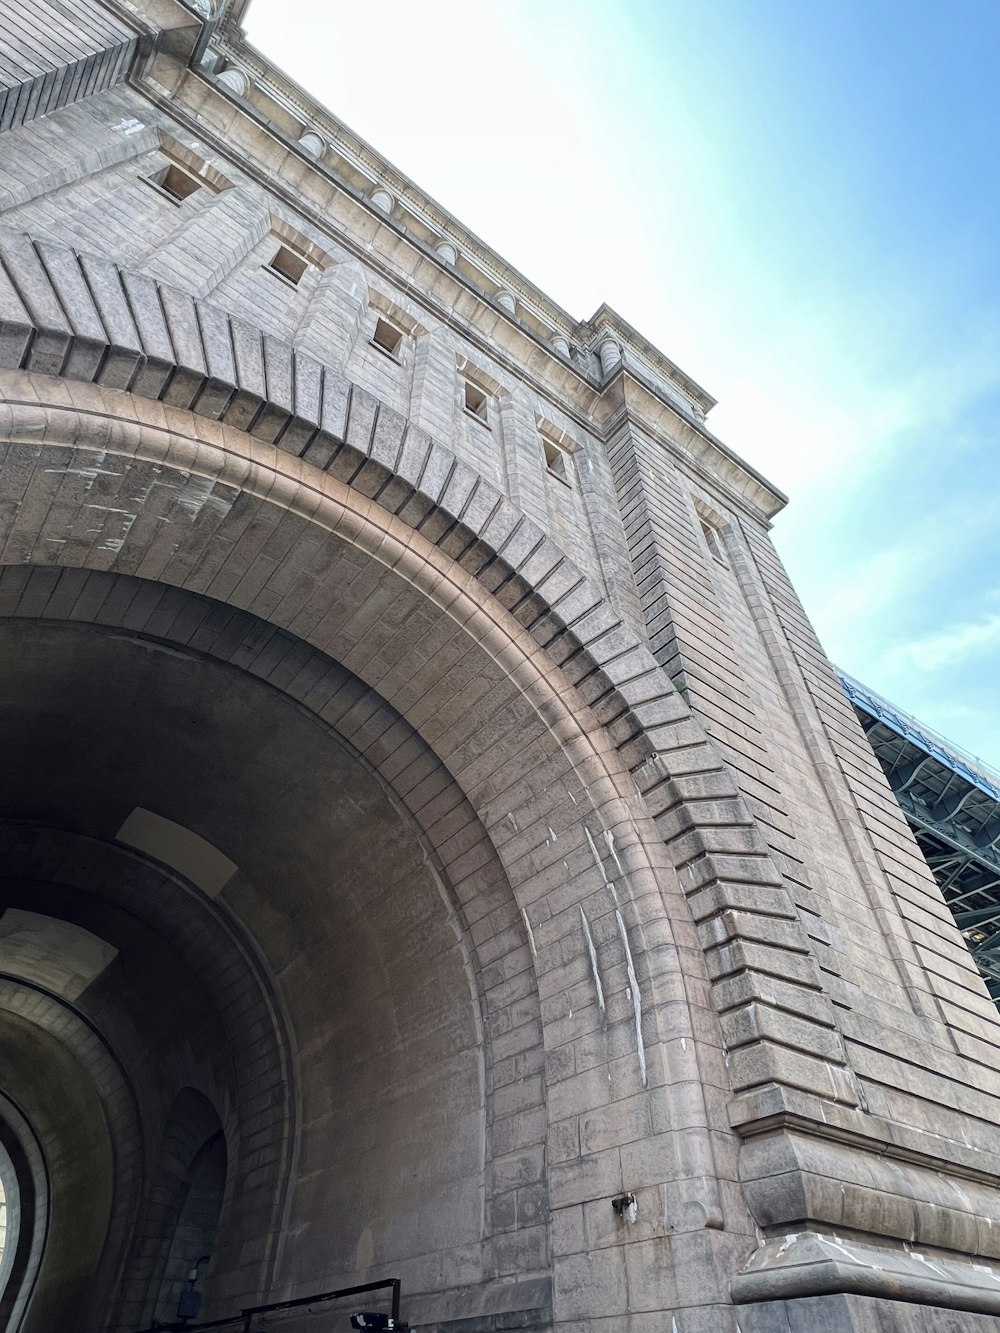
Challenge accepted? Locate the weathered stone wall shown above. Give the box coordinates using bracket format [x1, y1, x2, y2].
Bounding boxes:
[0, 84, 618, 601]
[2, 3, 1000, 1331]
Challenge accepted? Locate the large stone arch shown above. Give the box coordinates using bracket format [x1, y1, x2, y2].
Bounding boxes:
[0, 362, 773, 1325]
[4, 234, 961, 1327]
[0, 228, 851, 1088]
[0, 260, 856, 1106]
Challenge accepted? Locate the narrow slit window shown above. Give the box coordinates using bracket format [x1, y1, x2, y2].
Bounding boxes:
[146, 162, 201, 203]
[542, 437, 571, 485]
[371, 317, 403, 359]
[700, 518, 726, 564]
[265, 245, 308, 286]
[464, 382, 488, 423]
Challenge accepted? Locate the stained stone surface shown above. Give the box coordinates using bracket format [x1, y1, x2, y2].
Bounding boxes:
[0, 3, 999, 1331]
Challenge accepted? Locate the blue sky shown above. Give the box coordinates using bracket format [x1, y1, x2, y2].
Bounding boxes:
[245, 0, 1000, 767]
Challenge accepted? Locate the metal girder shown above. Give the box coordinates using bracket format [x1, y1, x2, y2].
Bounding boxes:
[931, 785, 979, 824]
[953, 903, 1000, 929]
[839, 669, 1000, 1012]
[975, 821, 1000, 852]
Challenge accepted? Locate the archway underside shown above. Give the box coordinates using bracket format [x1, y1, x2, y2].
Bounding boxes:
[0, 605, 538, 1330]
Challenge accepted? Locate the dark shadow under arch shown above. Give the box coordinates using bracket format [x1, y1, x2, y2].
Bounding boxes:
[0, 1091, 48, 1333]
[142, 1089, 228, 1327]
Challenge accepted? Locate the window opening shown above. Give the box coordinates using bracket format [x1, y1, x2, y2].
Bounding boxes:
[542, 436, 571, 485]
[700, 517, 727, 564]
[371, 317, 403, 359]
[265, 245, 309, 286]
[145, 163, 201, 203]
[464, 382, 488, 423]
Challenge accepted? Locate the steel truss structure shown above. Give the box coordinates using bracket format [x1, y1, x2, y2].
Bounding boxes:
[841, 672, 1000, 1004]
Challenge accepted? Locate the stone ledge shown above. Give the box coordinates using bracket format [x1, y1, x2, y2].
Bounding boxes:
[730, 1085, 1000, 1187]
[733, 1230, 1000, 1316]
[738, 1292, 1000, 1332]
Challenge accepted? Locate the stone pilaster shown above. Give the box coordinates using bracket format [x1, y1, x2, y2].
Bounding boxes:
[292, 257, 368, 372]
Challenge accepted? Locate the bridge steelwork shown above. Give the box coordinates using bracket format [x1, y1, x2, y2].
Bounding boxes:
[840, 672, 1000, 1005]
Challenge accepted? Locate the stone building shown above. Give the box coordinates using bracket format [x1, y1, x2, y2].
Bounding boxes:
[2, 2, 1000, 1330]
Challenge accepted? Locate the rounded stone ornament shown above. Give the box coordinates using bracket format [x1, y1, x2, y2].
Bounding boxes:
[217, 67, 249, 96]
[298, 131, 325, 158]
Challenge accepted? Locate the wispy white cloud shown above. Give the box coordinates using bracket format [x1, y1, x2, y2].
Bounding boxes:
[244, 0, 1000, 765]
[882, 608, 1000, 673]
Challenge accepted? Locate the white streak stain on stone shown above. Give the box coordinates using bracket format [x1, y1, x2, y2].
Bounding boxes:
[85, 504, 137, 553]
[128, 474, 232, 519]
[129, 479, 180, 504]
[616, 906, 646, 1086]
[911, 1250, 949, 1280]
[584, 825, 610, 888]
[45, 466, 122, 492]
[521, 907, 537, 957]
[173, 476, 232, 517]
[580, 906, 605, 1023]
[587, 824, 645, 1079]
[816, 1236, 876, 1270]
[586, 824, 621, 906]
[605, 829, 627, 883]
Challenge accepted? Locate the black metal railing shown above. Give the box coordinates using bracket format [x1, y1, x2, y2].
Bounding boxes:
[135, 1277, 402, 1333]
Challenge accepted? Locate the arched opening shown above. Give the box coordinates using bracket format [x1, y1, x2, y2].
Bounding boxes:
[149, 1093, 227, 1326]
[154, 1133, 226, 1322]
[0, 379, 743, 1330]
[0, 591, 500, 1330]
[0, 1092, 48, 1333]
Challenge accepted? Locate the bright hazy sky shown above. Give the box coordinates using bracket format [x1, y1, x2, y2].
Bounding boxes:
[244, 0, 1000, 767]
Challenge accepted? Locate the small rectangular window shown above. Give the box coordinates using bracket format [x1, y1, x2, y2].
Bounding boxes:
[700, 517, 727, 564]
[542, 436, 571, 485]
[464, 382, 488, 423]
[265, 245, 309, 286]
[371, 317, 403, 359]
[145, 162, 201, 203]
